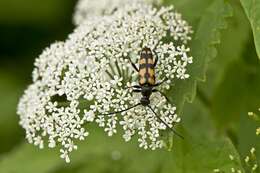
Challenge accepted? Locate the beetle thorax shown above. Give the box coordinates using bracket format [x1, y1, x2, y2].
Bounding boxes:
[140, 85, 152, 106]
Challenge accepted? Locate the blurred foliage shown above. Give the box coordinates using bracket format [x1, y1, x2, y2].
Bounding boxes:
[240, 0, 260, 59]
[0, 0, 259, 173]
[0, 0, 76, 157]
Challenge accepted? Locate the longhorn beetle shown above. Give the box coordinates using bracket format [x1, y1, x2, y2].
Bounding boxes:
[102, 47, 183, 139]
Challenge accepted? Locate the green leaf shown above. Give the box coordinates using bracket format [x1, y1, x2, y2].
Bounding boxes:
[240, 0, 260, 59]
[198, 0, 251, 99]
[167, 0, 233, 114]
[210, 56, 260, 171]
[211, 49, 260, 129]
[163, 99, 245, 173]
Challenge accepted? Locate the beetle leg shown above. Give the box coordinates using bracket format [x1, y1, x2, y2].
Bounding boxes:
[127, 56, 139, 72]
[147, 105, 184, 139]
[154, 52, 158, 67]
[131, 85, 141, 88]
[124, 85, 141, 89]
[153, 78, 167, 87]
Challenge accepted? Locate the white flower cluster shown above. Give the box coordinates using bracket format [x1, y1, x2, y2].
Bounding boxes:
[73, 0, 162, 25]
[17, 0, 193, 162]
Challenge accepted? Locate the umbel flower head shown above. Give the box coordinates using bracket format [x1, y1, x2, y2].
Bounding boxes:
[17, 0, 193, 162]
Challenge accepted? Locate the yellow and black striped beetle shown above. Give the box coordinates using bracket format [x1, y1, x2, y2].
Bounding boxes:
[129, 47, 163, 106]
[103, 47, 183, 138]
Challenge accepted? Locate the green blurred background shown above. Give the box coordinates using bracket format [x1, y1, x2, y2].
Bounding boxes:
[0, 0, 259, 173]
[0, 0, 76, 154]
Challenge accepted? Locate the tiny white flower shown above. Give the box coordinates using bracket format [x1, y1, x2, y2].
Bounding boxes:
[245, 156, 250, 163]
[48, 138, 56, 148]
[60, 149, 70, 163]
[74, 128, 89, 140]
[65, 139, 78, 152]
[250, 147, 256, 154]
[86, 94, 94, 101]
[84, 110, 95, 122]
[252, 164, 258, 171]
[229, 154, 234, 161]
[213, 169, 220, 173]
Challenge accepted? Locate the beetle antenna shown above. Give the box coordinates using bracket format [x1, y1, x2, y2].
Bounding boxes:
[147, 105, 184, 139]
[99, 103, 141, 116]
